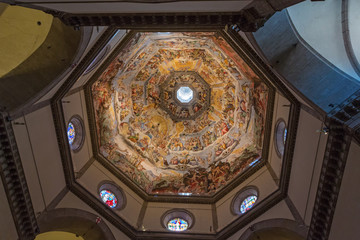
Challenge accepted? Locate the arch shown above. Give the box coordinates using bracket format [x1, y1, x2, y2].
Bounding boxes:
[238, 218, 308, 240]
[37, 208, 116, 240]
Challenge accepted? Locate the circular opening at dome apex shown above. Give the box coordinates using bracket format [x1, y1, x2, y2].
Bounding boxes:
[176, 86, 193, 103]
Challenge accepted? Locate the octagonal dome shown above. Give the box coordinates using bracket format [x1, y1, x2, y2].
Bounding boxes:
[90, 32, 270, 197]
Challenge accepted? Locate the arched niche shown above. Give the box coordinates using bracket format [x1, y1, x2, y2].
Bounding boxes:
[37, 208, 115, 240]
[239, 218, 308, 240]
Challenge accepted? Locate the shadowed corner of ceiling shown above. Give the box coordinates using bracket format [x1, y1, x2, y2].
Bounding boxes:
[0, 3, 82, 113]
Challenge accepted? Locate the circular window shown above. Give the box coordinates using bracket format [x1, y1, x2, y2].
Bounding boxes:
[167, 218, 189, 232]
[67, 115, 85, 152]
[240, 195, 258, 214]
[99, 190, 118, 208]
[98, 182, 126, 210]
[231, 186, 259, 215]
[161, 209, 194, 232]
[275, 119, 287, 157]
[176, 86, 194, 103]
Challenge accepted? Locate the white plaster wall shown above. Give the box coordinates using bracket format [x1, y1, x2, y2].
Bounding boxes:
[287, 0, 359, 80]
[12, 115, 46, 213]
[268, 92, 291, 179]
[329, 141, 360, 240]
[12, 106, 66, 208]
[0, 177, 18, 240]
[62, 90, 93, 172]
[287, 109, 326, 224]
[78, 161, 144, 228]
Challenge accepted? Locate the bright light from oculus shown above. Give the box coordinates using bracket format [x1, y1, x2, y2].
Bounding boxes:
[167, 218, 188, 232]
[100, 189, 118, 208]
[176, 86, 193, 103]
[240, 195, 257, 214]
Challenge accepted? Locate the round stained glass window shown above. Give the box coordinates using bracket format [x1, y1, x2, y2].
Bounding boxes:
[231, 186, 259, 216]
[67, 115, 85, 152]
[176, 86, 194, 103]
[100, 189, 118, 208]
[67, 122, 75, 145]
[167, 218, 189, 232]
[240, 195, 257, 214]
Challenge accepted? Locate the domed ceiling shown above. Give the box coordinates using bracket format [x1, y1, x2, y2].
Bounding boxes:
[90, 32, 270, 197]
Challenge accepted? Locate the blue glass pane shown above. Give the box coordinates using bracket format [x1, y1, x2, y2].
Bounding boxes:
[167, 218, 188, 231]
[67, 122, 75, 145]
[283, 128, 287, 144]
[100, 190, 118, 208]
[240, 195, 257, 214]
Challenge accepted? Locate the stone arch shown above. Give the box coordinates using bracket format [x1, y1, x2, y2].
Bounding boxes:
[238, 218, 308, 240]
[37, 208, 116, 240]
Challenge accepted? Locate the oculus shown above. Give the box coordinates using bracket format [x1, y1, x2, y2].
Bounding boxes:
[161, 209, 194, 232]
[167, 218, 189, 232]
[90, 32, 270, 197]
[176, 86, 193, 103]
[159, 71, 211, 121]
[98, 182, 126, 210]
[240, 195, 257, 214]
[67, 115, 85, 152]
[100, 189, 118, 208]
[231, 186, 259, 215]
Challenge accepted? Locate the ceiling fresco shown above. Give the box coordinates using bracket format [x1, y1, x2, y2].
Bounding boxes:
[91, 32, 269, 197]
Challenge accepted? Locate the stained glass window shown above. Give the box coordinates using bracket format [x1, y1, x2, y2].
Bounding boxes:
[240, 195, 257, 214]
[100, 189, 118, 208]
[167, 218, 189, 232]
[67, 122, 75, 145]
[284, 128, 287, 144]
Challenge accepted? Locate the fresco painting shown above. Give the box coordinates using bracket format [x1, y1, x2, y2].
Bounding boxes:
[92, 32, 269, 196]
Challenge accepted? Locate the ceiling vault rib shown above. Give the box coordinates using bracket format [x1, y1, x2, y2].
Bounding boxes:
[284, 196, 305, 226]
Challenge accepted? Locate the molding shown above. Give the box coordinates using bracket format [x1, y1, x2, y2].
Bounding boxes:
[136, 201, 148, 230]
[52, 11, 266, 32]
[0, 112, 39, 239]
[76, 157, 96, 179]
[211, 204, 218, 233]
[328, 89, 360, 128]
[266, 161, 279, 186]
[47, 186, 69, 211]
[307, 118, 352, 240]
[285, 196, 304, 225]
